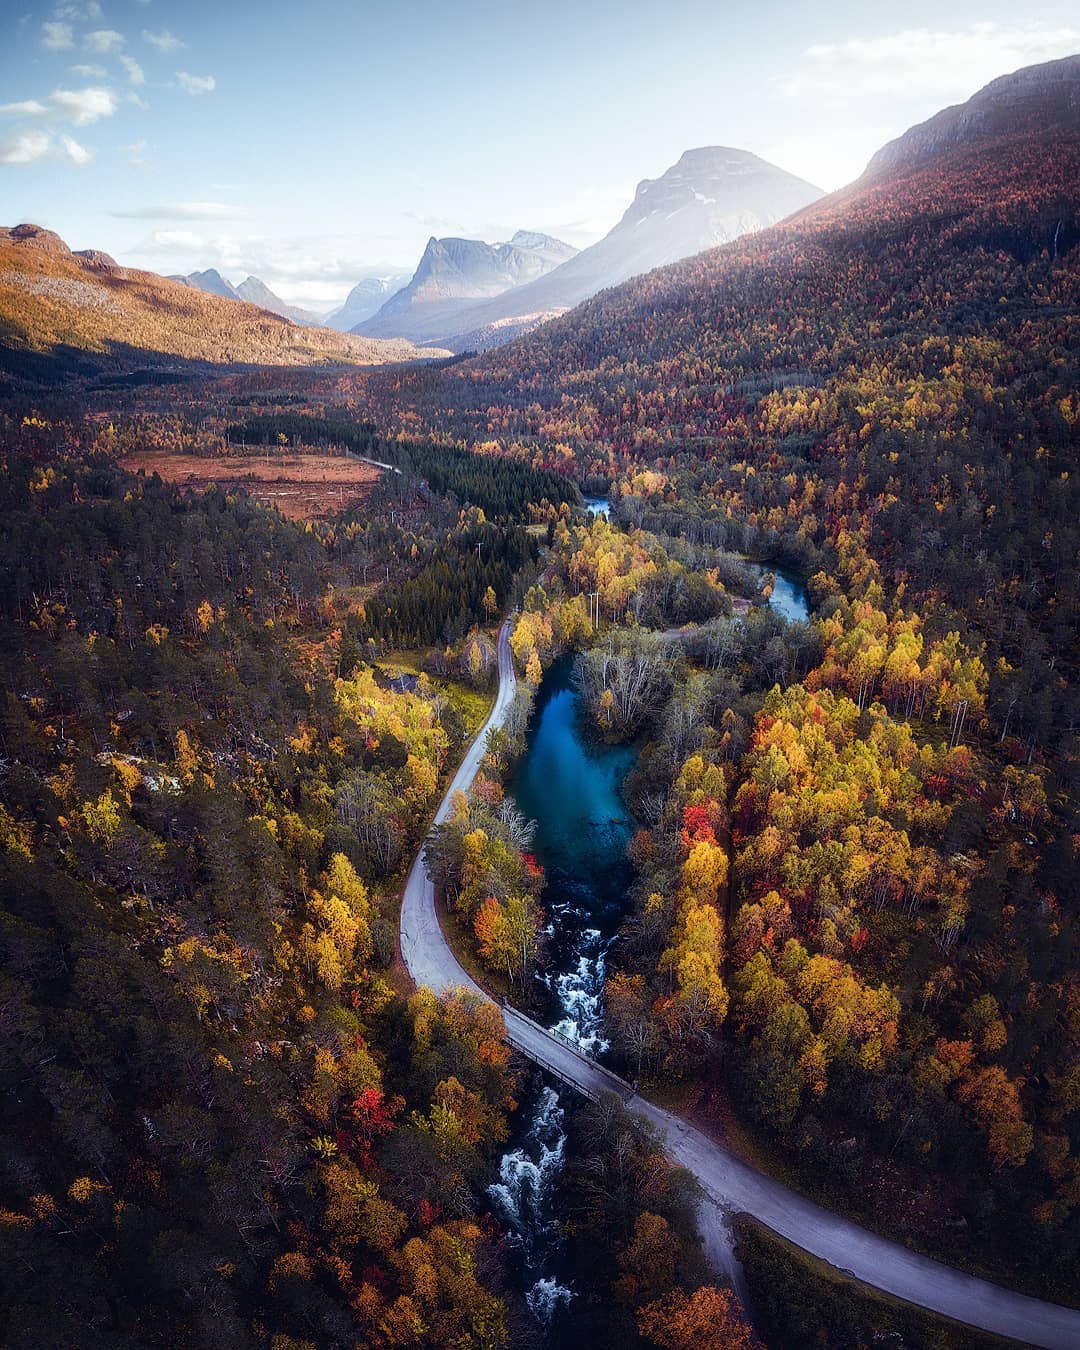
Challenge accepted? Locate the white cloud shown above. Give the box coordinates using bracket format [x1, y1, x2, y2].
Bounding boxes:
[114, 202, 250, 221]
[120, 56, 145, 85]
[143, 28, 183, 53]
[69, 63, 107, 77]
[42, 21, 74, 50]
[55, 2, 103, 18]
[176, 71, 215, 96]
[129, 231, 416, 307]
[49, 86, 119, 126]
[148, 228, 208, 252]
[60, 134, 92, 166]
[126, 138, 151, 169]
[0, 129, 52, 165]
[777, 23, 1080, 101]
[0, 100, 48, 116]
[84, 29, 126, 54]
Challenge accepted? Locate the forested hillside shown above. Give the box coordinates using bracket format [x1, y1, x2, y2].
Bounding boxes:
[0, 454, 536, 1346]
[0, 226, 439, 382]
[2, 44, 1079, 1350]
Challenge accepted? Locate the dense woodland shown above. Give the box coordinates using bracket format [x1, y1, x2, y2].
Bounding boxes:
[0, 456, 538, 1346]
[222, 414, 580, 521]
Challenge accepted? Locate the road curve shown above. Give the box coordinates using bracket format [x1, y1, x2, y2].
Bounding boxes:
[400, 619, 1080, 1350]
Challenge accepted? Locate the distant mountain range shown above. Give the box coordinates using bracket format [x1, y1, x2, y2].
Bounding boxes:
[0, 225, 446, 381]
[354, 148, 822, 350]
[169, 269, 320, 325]
[158, 150, 821, 350]
[354, 231, 578, 344]
[324, 274, 414, 331]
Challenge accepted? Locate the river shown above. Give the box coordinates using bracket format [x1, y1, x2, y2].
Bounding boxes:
[512, 656, 637, 1055]
[744, 559, 810, 624]
[492, 570, 806, 1338]
[489, 656, 636, 1338]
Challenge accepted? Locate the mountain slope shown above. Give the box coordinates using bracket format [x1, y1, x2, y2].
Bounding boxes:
[402, 147, 823, 350]
[0, 225, 444, 379]
[325, 273, 413, 331]
[864, 51, 1080, 179]
[355, 230, 578, 343]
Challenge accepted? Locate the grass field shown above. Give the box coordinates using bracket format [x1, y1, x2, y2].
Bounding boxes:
[120, 449, 381, 520]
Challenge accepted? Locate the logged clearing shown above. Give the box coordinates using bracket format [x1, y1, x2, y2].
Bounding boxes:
[120, 450, 382, 520]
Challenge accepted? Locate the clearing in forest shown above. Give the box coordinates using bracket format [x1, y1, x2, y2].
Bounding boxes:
[119, 449, 382, 520]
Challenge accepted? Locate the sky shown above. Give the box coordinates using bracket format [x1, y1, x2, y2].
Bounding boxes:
[2, 0, 1079, 314]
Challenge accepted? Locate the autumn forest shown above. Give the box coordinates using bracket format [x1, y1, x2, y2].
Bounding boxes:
[0, 43, 1078, 1350]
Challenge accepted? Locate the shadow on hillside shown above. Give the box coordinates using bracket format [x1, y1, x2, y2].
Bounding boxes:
[0, 332, 439, 396]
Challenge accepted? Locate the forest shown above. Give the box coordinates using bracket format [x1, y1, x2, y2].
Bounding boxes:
[0, 453, 534, 1345]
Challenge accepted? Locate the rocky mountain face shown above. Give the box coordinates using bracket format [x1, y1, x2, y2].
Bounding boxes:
[325, 274, 413, 331]
[863, 53, 1080, 180]
[354, 231, 578, 342]
[370, 148, 822, 351]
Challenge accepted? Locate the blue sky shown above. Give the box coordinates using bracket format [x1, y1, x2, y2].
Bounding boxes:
[2, 0, 1079, 312]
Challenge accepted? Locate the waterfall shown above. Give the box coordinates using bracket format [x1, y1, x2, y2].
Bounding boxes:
[548, 926, 611, 1054]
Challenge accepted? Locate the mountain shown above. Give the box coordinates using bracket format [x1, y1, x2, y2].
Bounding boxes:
[863, 51, 1080, 179]
[325, 274, 414, 331]
[168, 269, 319, 325]
[354, 230, 578, 343]
[0, 224, 446, 381]
[367, 57, 1080, 473]
[380, 148, 823, 351]
[170, 267, 239, 300]
[234, 276, 319, 326]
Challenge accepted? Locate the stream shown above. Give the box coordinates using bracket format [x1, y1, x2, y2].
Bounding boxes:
[490, 571, 808, 1339]
[487, 656, 636, 1337]
[744, 558, 810, 624]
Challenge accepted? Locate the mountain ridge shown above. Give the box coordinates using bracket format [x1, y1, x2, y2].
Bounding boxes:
[168, 268, 320, 325]
[863, 52, 1080, 179]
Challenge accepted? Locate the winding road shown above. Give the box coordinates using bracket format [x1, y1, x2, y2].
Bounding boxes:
[400, 619, 1080, 1350]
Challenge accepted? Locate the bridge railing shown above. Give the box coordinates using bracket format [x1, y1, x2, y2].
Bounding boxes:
[500, 1002, 636, 1103]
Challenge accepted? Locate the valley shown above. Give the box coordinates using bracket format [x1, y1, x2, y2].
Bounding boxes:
[0, 27, 1077, 1350]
